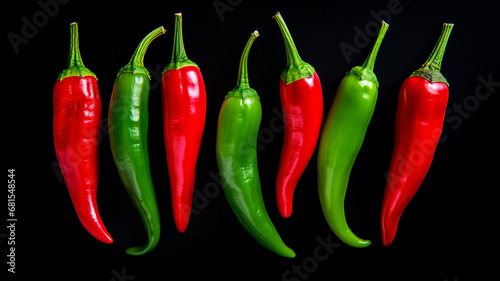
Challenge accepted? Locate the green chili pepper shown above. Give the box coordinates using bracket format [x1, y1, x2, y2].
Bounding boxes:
[108, 26, 165, 255]
[317, 22, 389, 248]
[216, 31, 295, 258]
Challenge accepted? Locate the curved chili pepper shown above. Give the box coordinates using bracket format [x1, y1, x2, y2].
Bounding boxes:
[318, 22, 389, 248]
[216, 31, 295, 258]
[161, 13, 207, 233]
[381, 23, 454, 246]
[108, 26, 165, 255]
[53, 22, 113, 244]
[273, 12, 324, 218]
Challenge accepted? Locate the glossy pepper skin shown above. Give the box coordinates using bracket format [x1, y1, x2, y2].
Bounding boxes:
[53, 22, 113, 244]
[216, 31, 295, 258]
[318, 22, 389, 248]
[381, 23, 454, 246]
[161, 13, 207, 233]
[273, 12, 324, 218]
[108, 27, 165, 255]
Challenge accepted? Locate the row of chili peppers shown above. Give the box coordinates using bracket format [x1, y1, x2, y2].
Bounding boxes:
[53, 12, 454, 257]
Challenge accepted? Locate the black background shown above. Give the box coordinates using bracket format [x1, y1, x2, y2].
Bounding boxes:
[3, 0, 500, 280]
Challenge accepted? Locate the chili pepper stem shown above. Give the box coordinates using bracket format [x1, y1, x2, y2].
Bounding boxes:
[273, 12, 301, 66]
[226, 31, 260, 99]
[119, 26, 166, 79]
[164, 13, 198, 72]
[236, 31, 259, 87]
[421, 23, 454, 71]
[347, 21, 389, 87]
[58, 22, 96, 80]
[273, 12, 315, 84]
[361, 21, 389, 71]
[410, 23, 454, 85]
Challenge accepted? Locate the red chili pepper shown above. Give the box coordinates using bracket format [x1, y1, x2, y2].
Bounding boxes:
[273, 12, 323, 218]
[53, 22, 112, 243]
[161, 13, 207, 232]
[381, 23, 454, 246]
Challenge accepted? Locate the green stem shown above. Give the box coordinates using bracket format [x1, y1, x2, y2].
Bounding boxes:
[226, 31, 260, 99]
[273, 12, 315, 84]
[164, 13, 198, 72]
[347, 21, 389, 87]
[119, 26, 166, 79]
[68, 22, 83, 68]
[236, 31, 259, 88]
[273, 12, 302, 68]
[361, 21, 389, 71]
[58, 22, 96, 80]
[420, 23, 454, 71]
[410, 23, 454, 85]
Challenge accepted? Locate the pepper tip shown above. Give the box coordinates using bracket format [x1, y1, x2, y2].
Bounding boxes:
[381, 219, 397, 246]
[99, 234, 114, 244]
[281, 247, 296, 258]
[272, 11, 280, 19]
